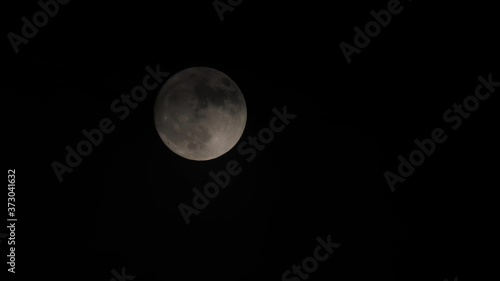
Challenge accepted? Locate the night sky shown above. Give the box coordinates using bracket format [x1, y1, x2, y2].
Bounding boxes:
[4, 0, 498, 281]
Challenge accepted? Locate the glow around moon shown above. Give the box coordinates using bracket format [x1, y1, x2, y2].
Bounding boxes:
[154, 67, 247, 161]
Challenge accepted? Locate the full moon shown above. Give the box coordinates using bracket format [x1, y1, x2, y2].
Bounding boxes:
[154, 67, 247, 161]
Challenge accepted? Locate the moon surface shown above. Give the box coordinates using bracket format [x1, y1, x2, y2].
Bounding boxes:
[154, 67, 247, 161]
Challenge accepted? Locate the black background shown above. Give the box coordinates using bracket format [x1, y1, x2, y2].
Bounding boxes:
[3, 0, 498, 280]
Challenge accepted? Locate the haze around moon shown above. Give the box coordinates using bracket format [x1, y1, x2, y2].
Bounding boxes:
[154, 67, 247, 161]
